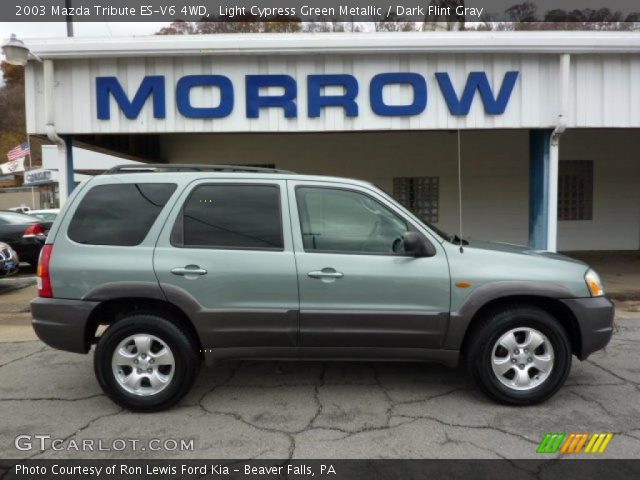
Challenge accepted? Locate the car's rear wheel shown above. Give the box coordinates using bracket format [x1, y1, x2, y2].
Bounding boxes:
[94, 313, 200, 412]
[466, 305, 572, 405]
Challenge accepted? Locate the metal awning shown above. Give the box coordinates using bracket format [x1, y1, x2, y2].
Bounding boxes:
[22, 31, 640, 59]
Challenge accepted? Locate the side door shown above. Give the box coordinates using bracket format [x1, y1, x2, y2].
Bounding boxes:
[154, 179, 299, 351]
[288, 181, 451, 350]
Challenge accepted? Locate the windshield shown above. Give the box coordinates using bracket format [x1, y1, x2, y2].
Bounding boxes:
[424, 222, 452, 242]
[371, 186, 450, 242]
[368, 184, 469, 245]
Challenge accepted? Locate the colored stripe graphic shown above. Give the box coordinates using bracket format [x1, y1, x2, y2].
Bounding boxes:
[539, 433, 614, 454]
[584, 433, 614, 454]
[537, 433, 565, 453]
[559, 433, 589, 454]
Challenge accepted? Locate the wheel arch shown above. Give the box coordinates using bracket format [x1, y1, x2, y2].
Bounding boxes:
[457, 295, 581, 358]
[85, 297, 202, 354]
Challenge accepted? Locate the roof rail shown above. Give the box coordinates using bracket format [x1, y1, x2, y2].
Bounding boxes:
[104, 164, 293, 174]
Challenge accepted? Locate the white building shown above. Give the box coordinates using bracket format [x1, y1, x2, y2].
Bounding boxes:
[21, 31, 640, 252]
[22, 145, 142, 208]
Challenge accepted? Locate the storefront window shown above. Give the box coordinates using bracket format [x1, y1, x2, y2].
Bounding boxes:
[393, 177, 440, 224]
[39, 184, 59, 209]
[558, 161, 593, 221]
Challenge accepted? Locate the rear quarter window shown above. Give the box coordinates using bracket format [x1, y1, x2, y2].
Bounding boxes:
[67, 183, 176, 246]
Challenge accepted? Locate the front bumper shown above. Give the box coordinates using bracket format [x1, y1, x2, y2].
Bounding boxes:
[31, 297, 99, 353]
[560, 296, 615, 360]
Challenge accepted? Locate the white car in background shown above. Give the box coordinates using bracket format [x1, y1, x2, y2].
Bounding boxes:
[26, 209, 60, 222]
[9, 206, 31, 214]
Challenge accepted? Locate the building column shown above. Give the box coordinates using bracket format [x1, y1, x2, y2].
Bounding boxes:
[529, 129, 557, 251]
[57, 136, 75, 206]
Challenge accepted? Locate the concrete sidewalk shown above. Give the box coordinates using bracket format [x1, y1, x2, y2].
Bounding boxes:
[0, 282, 38, 343]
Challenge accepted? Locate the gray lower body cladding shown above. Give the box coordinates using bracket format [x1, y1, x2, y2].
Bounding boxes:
[559, 296, 615, 360]
[29, 293, 614, 364]
[31, 297, 99, 353]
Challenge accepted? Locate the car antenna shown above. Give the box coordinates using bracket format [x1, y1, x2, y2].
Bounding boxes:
[457, 129, 464, 254]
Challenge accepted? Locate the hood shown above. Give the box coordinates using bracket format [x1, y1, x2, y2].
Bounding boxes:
[464, 238, 586, 266]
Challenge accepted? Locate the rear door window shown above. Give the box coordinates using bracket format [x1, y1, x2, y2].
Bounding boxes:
[68, 183, 176, 246]
[176, 184, 283, 250]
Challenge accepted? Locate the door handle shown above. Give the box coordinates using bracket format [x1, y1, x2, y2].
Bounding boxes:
[308, 269, 344, 279]
[171, 266, 208, 276]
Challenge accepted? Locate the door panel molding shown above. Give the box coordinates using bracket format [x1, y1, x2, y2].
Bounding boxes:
[300, 310, 449, 349]
[202, 346, 459, 368]
[160, 282, 298, 348]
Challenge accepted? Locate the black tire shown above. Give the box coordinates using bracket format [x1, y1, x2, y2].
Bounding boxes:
[94, 313, 201, 412]
[465, 305, 572, 406]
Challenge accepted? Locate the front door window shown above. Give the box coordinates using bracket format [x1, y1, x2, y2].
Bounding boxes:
[295, 187, 408, 255]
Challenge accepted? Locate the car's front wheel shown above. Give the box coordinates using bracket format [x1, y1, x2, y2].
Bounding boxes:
[94, 313, 200, 412]
[466, 305, 572, 405]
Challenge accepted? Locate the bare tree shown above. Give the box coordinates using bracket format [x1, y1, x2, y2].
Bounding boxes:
[156, 16, 302, 35]
[423, 0, 466, 31]
[155, 4, 640, 35]
[156, 20, 199, 35]
[375, 13, 418, 32]
[302, 21, 347, 33]
[466, 3, 640, 32]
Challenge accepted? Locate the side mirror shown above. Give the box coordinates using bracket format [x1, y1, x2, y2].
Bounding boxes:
[402, 231, 436, 258]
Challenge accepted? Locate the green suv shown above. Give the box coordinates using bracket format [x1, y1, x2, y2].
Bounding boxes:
[31, 165, 614, 411]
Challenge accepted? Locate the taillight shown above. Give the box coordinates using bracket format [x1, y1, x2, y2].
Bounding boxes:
[23, 224, 45, 238]
[37, 244, 53, 298]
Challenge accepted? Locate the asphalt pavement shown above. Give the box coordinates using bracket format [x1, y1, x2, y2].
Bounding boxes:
[1, 280, 639, 460]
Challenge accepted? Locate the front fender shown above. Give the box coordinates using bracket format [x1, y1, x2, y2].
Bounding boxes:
[443, 280, 578, 350]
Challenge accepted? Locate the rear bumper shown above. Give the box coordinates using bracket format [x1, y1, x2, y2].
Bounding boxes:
[560, 296, 615, 360]
[30, 297, 98, 353]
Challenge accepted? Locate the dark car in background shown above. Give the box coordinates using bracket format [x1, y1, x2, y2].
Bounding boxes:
[0, 211, 52, 266]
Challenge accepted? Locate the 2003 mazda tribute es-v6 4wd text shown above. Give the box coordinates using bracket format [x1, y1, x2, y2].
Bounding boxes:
[30, 165, 614, 411]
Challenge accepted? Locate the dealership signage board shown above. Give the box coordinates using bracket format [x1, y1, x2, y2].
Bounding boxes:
[24, 52, 640, 134]
[95, 71, 520, 121]
[24, 168, 53, 185]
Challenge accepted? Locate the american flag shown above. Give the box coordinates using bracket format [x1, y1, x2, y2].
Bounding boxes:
[7, 142, 30, 161]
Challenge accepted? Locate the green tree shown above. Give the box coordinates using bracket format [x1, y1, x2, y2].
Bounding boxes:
[1, 61, 25, 88]
[0, 62, 26, 161]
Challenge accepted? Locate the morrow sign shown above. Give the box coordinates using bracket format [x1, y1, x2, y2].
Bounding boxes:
[96, 71, 519, 120]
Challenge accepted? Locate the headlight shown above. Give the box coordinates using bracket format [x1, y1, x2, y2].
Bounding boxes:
[585, 269, 604, 297]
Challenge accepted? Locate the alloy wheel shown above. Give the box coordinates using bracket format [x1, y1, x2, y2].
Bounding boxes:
[111, 334, 175, 396]
[491, 327, 555, 391]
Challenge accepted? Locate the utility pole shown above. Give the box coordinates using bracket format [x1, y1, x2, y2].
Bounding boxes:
[66, 0, 74, 37]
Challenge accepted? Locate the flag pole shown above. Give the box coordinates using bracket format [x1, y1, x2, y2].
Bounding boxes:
[26, 137, 36, 208]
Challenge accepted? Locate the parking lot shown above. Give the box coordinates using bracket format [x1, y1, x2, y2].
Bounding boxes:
[1, 273, 640, 460]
